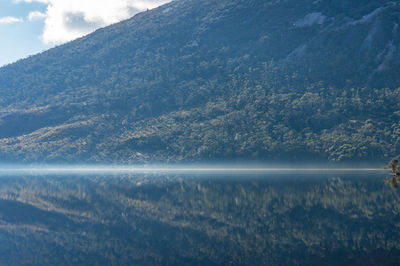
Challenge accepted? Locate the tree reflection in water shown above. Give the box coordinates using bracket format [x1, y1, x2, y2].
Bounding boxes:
[0, 173, 399, 265]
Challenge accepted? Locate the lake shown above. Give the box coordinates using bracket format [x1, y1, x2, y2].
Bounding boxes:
[0, 170, 399, 265]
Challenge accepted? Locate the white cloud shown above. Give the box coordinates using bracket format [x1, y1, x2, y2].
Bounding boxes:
[12, 0, 50, 3]
[0, 16, 23, 24]
[16, 0, 171, 44]
[28, 11, 46, 21]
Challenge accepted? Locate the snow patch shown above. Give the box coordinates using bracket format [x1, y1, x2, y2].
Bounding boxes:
[294, 12, 326, 28]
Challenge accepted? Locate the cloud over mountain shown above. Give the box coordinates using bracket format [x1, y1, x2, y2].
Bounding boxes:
[28, 11, 46, 21]
[16, 0, 171, 44]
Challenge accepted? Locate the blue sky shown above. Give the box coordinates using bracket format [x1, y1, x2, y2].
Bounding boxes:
[0, 1, 51, 66]
[0, 0, 170, 67]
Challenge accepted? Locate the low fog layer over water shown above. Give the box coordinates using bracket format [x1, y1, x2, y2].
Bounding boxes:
[0, 164, 389, 176]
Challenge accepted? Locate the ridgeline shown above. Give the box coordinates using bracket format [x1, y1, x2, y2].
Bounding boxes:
[0, 0, 399, 163]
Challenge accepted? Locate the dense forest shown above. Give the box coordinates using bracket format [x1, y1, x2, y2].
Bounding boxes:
[0, 0, 399, 163]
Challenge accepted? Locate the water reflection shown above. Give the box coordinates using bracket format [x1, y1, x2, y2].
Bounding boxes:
[0, 173, 399, 265]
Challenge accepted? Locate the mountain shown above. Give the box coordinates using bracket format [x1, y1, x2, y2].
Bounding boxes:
[0, 0, 399, 163]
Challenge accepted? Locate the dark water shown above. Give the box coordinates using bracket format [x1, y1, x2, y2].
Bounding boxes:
[0, 172, 399, 265]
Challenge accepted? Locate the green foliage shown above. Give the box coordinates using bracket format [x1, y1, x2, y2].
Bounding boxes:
[0, 0, 399, 162]
[384, 158, 400, 189]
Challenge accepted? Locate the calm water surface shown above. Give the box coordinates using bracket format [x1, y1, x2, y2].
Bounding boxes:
[0, 171, 399, 265]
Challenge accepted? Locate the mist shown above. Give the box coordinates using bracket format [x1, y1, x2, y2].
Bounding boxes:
[0, 163, 388, 176]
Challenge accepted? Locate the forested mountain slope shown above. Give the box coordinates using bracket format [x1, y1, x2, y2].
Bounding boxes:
[0, 0, 399, 163]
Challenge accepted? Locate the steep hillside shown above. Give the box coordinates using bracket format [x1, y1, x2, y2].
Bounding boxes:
[0, 0, 399, 163]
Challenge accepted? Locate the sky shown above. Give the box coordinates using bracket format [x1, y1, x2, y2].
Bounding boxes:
[0, 0, 171, 67]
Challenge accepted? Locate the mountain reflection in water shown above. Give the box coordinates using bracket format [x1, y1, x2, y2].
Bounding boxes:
[0, 172, 399, 265]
